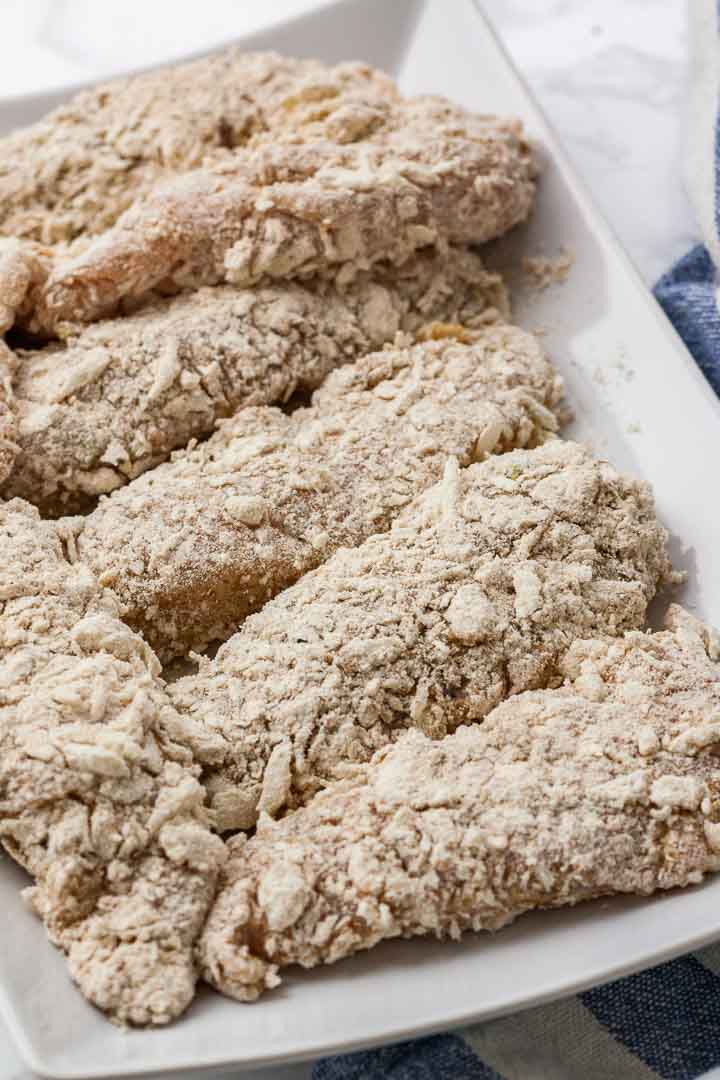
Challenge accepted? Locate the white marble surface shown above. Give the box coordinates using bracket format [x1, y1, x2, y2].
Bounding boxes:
[483, 0, 697, 284]
[0, 1, 699, 1076]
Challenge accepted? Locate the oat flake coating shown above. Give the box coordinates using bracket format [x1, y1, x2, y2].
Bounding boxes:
[0, 500, 226, 1025]
[200, 607, 720, 1002]
[0, 51, 398, 246]
[0, 238, 48, 334]
[30, 96, 535, 334]
[77, 326, 563, 662]
[1, 248, 507, 514]
[0, 343, 17, 486]
[168, 440, 673, 832]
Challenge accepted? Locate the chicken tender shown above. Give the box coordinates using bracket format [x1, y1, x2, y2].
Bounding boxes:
[77, 326, 563, 661]
[200, 607, 720, 1002]
[3, 248, 505, 514]
[167, 440, 673, 831]
[0, 499, 226, 1025]
[29, 99, 534, 334]
[0, 51, 398, 246]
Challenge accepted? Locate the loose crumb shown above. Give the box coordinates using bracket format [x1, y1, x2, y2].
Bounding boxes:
[522, 248, 573, 290]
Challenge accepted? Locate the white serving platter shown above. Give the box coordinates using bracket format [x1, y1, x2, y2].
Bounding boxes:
[1, 0, 720, 1076]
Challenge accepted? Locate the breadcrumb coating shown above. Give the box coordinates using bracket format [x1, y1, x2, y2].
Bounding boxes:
[3, 248, 506, 514]
[200, 608, 720, 1002]
[0, 51, 398, 246]
[168, 440, 672, 831]
[0, 238, 48, 334]
[0, 343, 17, 486]
[28, 97, 534, 334]
[77, 326, 563, 661]
[0, 500, 226, 1025]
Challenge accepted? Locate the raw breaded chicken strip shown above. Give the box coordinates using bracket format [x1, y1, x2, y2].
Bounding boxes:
[168, 441, 673, 831]
[3, 248, 506, 513]
[77, 327, 563, 662]
[0, 51, 398, 245]
[0, 499, 226, 1025]
[200, 607, 720, 1002]
[30, 98, 535, 333]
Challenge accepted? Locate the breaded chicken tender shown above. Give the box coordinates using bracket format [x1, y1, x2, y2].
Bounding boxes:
[3, 248, 505, 513]
[0, 500, 226, 1025]
[77, 327, 563, 661]
[29, 98, 534, 334]
[200, 608, 720, 1002]
[167, 441, 673, 831]
[0, 51, 398, 245]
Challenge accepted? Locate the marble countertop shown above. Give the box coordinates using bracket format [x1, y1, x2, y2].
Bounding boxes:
[0, 1, 697, 1076]
[484, 0, 696, 284]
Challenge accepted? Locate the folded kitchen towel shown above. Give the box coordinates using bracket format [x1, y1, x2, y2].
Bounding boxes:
[314, 3, 720, 1078]
[655, 245, 720, 397]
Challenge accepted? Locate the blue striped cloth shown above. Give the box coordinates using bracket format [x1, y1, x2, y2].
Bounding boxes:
[313, 6, 720, 1076]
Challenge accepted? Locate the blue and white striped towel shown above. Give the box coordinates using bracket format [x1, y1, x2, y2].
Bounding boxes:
[314, 4, 720, 1078]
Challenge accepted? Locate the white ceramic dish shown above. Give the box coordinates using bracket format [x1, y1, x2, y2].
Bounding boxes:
[1, 1, 720, 1076]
